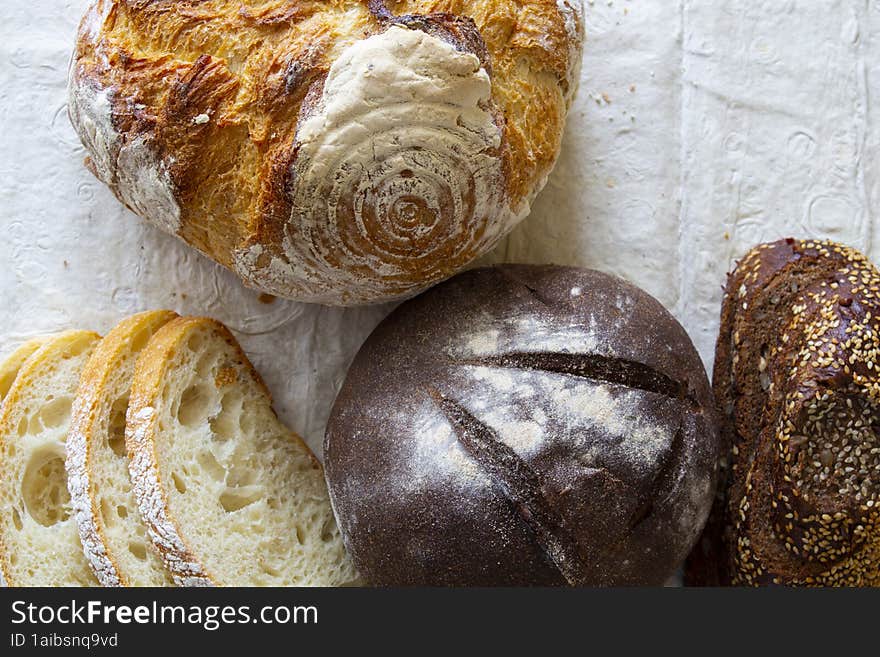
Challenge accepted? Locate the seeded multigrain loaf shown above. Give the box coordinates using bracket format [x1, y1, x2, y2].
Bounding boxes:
[326, 265, 720, 586]
[685, 238, 880, 586]
[0, 331, 102, 587]
[126, 317, 358, 586]
[67, 310, 178, 587]
[68, 1, 584, 305]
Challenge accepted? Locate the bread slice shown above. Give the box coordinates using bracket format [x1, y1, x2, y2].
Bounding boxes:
[0, 331, 102, 586]
[67, 310, 178, 587]
[0, 337, 50, 407]
[126, 317, 358, 586]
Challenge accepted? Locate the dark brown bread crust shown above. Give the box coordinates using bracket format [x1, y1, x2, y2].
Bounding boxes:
[325, 265, 720, 586]
[685, 238, 880, 586]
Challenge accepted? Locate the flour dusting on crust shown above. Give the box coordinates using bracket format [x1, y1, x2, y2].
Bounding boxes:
[68, 22, 181, 238]
[114, 137, 181, 236]
[455, 316, 602, 358]
[66, 400, 124, 587]
[556, 0, 586, 104]
[234, 25, 521, 305]
[67, 80, 117, 185]
[459, 366, 675, 470]
[402, 410, 493, 494]
[126, 405, 213, 587]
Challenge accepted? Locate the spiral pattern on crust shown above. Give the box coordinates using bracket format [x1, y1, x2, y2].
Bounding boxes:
[236, 25, 518, 305]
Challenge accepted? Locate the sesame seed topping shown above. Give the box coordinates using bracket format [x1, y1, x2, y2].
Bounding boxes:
[716, 238, 880, 587]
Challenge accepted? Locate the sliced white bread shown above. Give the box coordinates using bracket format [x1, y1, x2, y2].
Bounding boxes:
[126, 317, 358, 586]
[0, 338, 50, 407]
[67, 310, 178, 587]
[0, 331, 102, 586]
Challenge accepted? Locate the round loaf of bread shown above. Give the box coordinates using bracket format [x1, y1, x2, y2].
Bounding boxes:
[325, 265, 721, 585]
[68, 1, 584, 305]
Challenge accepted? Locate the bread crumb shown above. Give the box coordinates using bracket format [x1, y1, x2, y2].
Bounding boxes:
[134, 407, 154, 422]
[258, 293, 277, 305]
[214, 367, 238, 388]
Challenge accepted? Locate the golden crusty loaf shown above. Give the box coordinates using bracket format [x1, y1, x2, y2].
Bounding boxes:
[0, 331, 102, 587]
[68, 0, 584, 305]
[67, 310, 178, 587]
[126, 317, 358, 586]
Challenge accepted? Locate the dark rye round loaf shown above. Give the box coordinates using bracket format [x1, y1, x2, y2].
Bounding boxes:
[325, 265, 720, 586]
[685, 238, 880, 586]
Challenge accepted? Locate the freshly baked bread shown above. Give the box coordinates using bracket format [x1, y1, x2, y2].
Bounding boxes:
[325, 265, 720, 586]
[0, 338, 49, 407]
[126, 316, 358, 586]
[685, 239, 880, 586]
[67, 310, 178, 587]
[68, 1, 584, 305]
[0, 331, 102, 586]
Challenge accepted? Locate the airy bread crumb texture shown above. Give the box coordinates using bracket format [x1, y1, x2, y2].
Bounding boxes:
[67, 310, 178, 587]
[127, 317, 358, 586]
[0, 331, 101, 586]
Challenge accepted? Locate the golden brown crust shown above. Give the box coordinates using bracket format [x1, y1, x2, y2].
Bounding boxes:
[126, 317, 227, 586]
[0, 337, 51, 407]
[66, 310, 178, 587]
[125, 316, 296, 586]
[69, 0, 584, 305]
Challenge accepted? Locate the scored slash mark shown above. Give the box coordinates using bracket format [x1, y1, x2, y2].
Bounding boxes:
[457, 351, 695, 404]
[628, 423, 685, 530]
[434, 392, 591, 586]
[432, 352, 697, 578]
